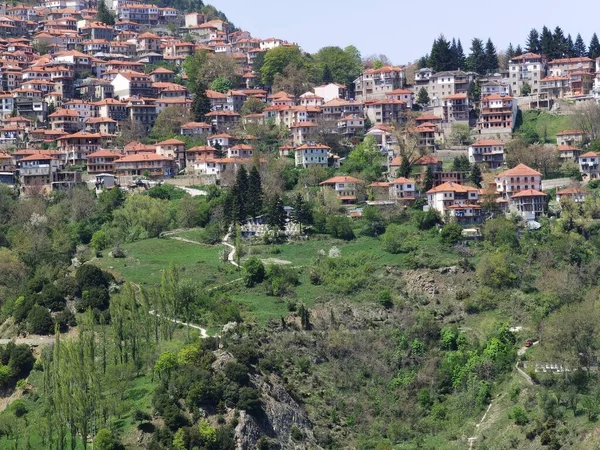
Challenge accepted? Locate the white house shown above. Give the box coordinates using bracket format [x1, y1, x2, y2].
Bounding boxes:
[468, 140, 505, 169]
[314, 83, 346, 103]
[294, 143, 330, 168]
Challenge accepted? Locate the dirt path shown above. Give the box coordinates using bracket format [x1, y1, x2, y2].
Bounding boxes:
[467, 394, 505, 449]
[148, 310, 213, 338]
[222, 233, 239, 268]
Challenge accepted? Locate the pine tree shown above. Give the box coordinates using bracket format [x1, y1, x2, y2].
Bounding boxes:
[450, 38, 458, 69]
[540, 26, 555, 58]
[192, 80, 211, 123]
[484, 38, 499, 73]
[506, 43, 516, 60]
[96, 0, 115, 25]
[470, 164, 483, 188]
[322, 64, 333, 84]
[456, 39, 466, 69]
[416, 87, 430, 106]
[466, 38, 486, 74]
[247, 165, 263, 218]
[417, 55, 430, 69]
[589, 33, 600, 59]
[424, 166, 435, 191]
[525, 29, 540, 54]
[398, 156, 411, 178]
[574, 33, 587, 57]
[515, 45, 523, 56]
[429, 35, 453, 72]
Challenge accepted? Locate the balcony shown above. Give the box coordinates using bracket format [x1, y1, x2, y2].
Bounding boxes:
[20, 166, 52, 176]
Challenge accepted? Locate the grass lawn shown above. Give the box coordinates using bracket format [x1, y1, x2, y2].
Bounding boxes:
[94, 238, 238, 288]
[518, 110, 572, 143]
[171, 228, 209, 243]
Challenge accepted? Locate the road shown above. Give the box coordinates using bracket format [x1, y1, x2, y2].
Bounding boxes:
[0, 336, 55, 346]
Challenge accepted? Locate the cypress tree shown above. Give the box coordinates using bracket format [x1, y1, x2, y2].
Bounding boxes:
[247, 165, 263, 218]
[192, 81, 212, 123]
[470, 164, 483, 188]
[398, 156, 412, 178]
[424, 166, 435, 191]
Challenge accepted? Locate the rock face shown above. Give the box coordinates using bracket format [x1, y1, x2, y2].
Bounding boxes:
[234, 374, 320, 450]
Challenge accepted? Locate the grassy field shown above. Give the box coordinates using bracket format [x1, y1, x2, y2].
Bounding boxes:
[94, 238, 239, 288]
[517, 110, 572, 143]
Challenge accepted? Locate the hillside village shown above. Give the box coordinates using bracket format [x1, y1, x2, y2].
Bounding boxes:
[0, 2, 598, 229]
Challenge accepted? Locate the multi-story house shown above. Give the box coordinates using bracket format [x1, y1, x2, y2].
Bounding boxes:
[539, 76, 570, 99]
[227, 144, 253, 159]
[320, 175, 364, 205]
[205, 110, 240, 132]
[85, 117, 118, 134]
[508, 52, 548, 96]
[354, 66, 405, 102]
[94, 98, 127, 121]
[314, 83, 347, 102]
[117, 4, 160, 25]
[321, 98, 363, 120]
[126, 98, 157, 133]
[556, 187, 588, 203]
[579, 151, 600, 178]
[556, 129, 588, 146]
[510, 190, 547, 220]
[87, 149, 121, 174]
[294, 143, 330, 168]
[363, 99, 407, 126]
[477, 94, 517, 134]
[425, 70, 474, 103]
[149, 67, 175, 83]
[558, 146, 581, 162]
[56, 131, 107, 165]
[547, 57, 595, 76]
[426, 182, 481, 223]
[80, 21, 115, 41]
[480, 78, 511, 97]
[337, 115, 365, 137]
[49, 108, 81, 133]
[468, 140, 505, 169]
[156, 138, 186, 168]
[111, 71, 152, 99]
[388, 177, 417, 202]
[495, 164, 543, 198]
[136, 31, 162, 54]
[438, 94, 469, 123]
[180, 121, 211, 136]
[19, 153, 60, 194]
[290, 122, 317, 146]
[114, 153, 176, 178]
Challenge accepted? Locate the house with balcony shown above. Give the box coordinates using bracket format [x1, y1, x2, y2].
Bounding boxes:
[420, 70, 475, 104]
[156, 138, 186, 168]
[510, 190, 547, 220]
[290, 122, 317, 146]
[294, 143, 330, 168]
[85, 117, 118, 135]
[87, 149, 121, 174]
[205, 110, 240, 132]
[19, 153, 80, 194]
[569, 71, 595, 96]
[438, 94, 469, 123]
[49, 108, 81, 133]
[227, 144, 253, 159]
[320, 175, 364, 205]
[579, 151, 600, 178]
[115, 153, 176, 178]
[354, 66, 406, 102]
[337, 115, 365, 137]
[56, 131, 107, 166]
[495, 164, 543, 199]
[468, 140, 505, 169]
[388, 177, 417, 202]
[426, 182, 481, 224]
[508, 53, 548, 96]
[111, 71, 152, 99]
[477, 94, 517, 134]
[185, 146, 219, 168]
[547, 57, 595, 77]
[181, 121, 211, 136]
[558, 145, 581, 162]
[540, 76, 570, 99]
[363, 99, 407, 126]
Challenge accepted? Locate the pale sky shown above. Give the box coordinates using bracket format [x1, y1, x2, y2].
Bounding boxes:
[217, 0, 598, 63]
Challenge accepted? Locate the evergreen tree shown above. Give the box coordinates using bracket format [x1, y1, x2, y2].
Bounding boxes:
[453, 155, 471, 172]
[506, 43, 516, 60]
[267, 196, 286, 231]
[589, 33, 600, 59]
[552, 27, 568, 58]
[484, 38, 499, 73]
[424, 166, 435, 191]
[525, 29, 540, 54]
[515, 45, 523, 56]
[565, 34, 575, 57]
[466, 38, 486, 74]
[398, 156, 412, 178]
[429, 35, 453, 72]
[450, 38, 459, 69]
[574, 33, 587, 57]
[192, 81, 211, 123]
[416, 87, 430, 106]
[247, 165, 262, 218]
[417, 55, 430, 69]
[292, 193, 311, 233]
[456, 39, 466, 69]
[322, 64, 333, 84]
[470, 164, 483, 188]
[96, 0, 115, 25]
[540, 26, 555, 58]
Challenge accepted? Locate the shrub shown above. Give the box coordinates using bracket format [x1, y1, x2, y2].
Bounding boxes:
[378, 290, 394, 309]
[440, 223, 463, 245]
[413, 209, 441, 230]
[243, 257, 265, 288]
[38, 285, 66, 312]
[27, 305, 53, 335]
[10, 400, 27, 417]
[224, 361, 250, 385]
[382, 225, 416, 254]
[510, 406, 529, 426]
[76, 265, 109, 291]
[91, 230, 108, 253]
[77, 287, 110, 312]
[265, 265, 299, 297]
[237, 386, 261, 415]
[325, 215, 355, 241]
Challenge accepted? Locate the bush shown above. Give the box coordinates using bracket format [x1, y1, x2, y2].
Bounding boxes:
[440, 223, 463, 245]
[237, 386, 261, 415]
[243, 257, 265, 288]
[413, 210, 441, 230]
[224, 361, 250, 385]
[200, 223, 223, 245]
[265, 265, 299, 297]
[378, 290, 394, 309]
[510, 406, 529, 426]
[10, 400, 27, 417]
[77, 287, 110, 312]
[27, 305, 54, 335]
[55, 309, 76, 332]
[91, 230, 108, 253]
[76, 265, 109, 291]
[382, 225, 416, 254]
[38, 285, 66, 312]
[325, 215, 355, 241]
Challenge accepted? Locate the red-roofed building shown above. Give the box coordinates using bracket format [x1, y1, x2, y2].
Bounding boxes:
[510, 189, 547, 219]
[579, 151, 600, 178]
[87, 149, 122, 174]
[556, 187, 588, 203]
[388, 177, 417, 202]
[426, 182, 481, 223]
[114, 153, 177, 178]
[468, 139, 506, 169]
[557, 145, 581, 162]
[439, 93, 469, 123]
[294, 143, 331, 168]
[156, 138, 186, 168]
[320, 175, 365, 205]
[495, 164, 543, 198]
[556, 129, 588, 147]
[180, 121, 211, 136]
[227, 144, 253, 159]
[477, 94, 517, 134]
[508, 53, 548, 96]
[354, 66, 406, 103]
